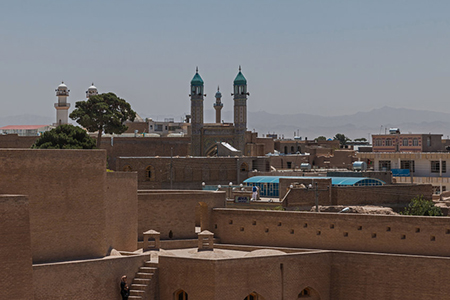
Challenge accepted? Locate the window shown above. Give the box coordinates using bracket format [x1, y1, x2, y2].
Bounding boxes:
[145, 165, 154, 181]
[431, 161, 446, 173]
[413, 138, 419, 146]
[402, 138, 408, 146]
[385, 139, 392, 146]
[401, 160, 415, 172]
[244, 293, 259, 300]
[427, 137, 431, 147]
[379, 160, 391, 171]
[374, 139, 382, 146]
[298, 288, 312, 298]
[287, 162, 292, 169]
[175, 290, 188, 300]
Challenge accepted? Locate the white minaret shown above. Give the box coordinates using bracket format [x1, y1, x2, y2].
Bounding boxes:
[86, 83, 98, 98]
[54, 82, 70, 126]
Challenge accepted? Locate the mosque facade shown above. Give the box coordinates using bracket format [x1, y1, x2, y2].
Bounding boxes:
[190, 67, 249, 156]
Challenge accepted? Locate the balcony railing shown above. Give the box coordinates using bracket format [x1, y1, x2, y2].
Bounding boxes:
[54, 103, 70, 108]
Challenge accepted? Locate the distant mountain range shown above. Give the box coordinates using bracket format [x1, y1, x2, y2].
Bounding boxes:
[209, 106, 450, 140]
[0, 114, 53, 128]
[2, 106, 450, 140]
[246, 106, 450, 140]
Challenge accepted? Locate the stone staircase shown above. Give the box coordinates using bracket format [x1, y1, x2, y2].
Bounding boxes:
[128, 261, 158, 300]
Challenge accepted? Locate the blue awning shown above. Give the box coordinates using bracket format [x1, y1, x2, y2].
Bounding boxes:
[244, 176, 385, 186]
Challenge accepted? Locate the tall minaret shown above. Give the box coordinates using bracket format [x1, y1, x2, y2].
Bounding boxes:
[233, 66, 249, 152]
[86, 83, 98, 98]
[190, 67, 205, 156]
[214, 86, 223, 123]
[54, 82, 70, 126]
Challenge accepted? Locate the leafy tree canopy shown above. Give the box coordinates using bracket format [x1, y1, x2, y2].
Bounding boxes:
[32, 124, 96, 149]
[333, 133, 351, 146]
[315, 136, 327, 141]
[70, 92, 136, 147]
[401, 196, 443, 216]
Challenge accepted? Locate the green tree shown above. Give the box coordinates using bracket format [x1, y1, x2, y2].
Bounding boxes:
[333, 133, 351, 146]
[70, 93, 136, 148]
[315, 136, 327, 141]
[401, 196, 443, 216]
[32, 124, 96, 149]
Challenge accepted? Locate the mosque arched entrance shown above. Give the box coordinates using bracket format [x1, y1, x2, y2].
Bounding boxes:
[243, 292, 265, 300]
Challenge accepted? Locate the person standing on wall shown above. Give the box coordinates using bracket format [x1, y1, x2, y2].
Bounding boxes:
[252, 185, 259, 200]
[120, 275, 129, 300]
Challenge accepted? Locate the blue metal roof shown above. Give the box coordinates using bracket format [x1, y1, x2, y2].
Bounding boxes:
[244, 176, 385, 186]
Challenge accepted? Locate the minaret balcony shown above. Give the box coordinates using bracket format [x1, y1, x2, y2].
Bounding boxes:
[213, 103, 223, 107]
[56, 92, 69, 96]
[54, 103, 70, 108]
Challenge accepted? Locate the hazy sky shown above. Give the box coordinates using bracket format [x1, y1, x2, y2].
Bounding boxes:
[2, 0, 450, 121]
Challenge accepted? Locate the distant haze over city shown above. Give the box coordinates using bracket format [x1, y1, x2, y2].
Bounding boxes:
[1, 1, 450, 122]
[3, 106, 450, 141]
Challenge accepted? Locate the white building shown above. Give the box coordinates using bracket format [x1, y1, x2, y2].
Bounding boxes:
[357, 152, 450, 194]
[0, 125, 53, 136]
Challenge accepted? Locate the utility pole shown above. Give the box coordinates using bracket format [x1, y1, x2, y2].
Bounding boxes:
[314, 182, 319, 212]
[237, 158, 240, 185]
[170, 147, 173, 189]
[410, 161, 413, 185]
[308, 181, 329, 212]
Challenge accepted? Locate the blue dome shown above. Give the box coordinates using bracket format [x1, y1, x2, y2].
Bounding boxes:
[191, 68, 204, 86]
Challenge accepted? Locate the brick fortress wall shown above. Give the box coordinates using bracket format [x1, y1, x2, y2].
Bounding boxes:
[0, 134, 38, 148]
[0, 149, 108, 263]
[0, 195, 34, 300]
[159, 252, 332, 300]
[105, 172, 138, 252]
[33, 254, 149, 300]
[330, 184, 432, 205]
[99, 136, 191, 170]
[137, 190, 225, 240]
[279, 178, 431, 208]
[117, 156, 255, 190]
[212, 209, 450, 257]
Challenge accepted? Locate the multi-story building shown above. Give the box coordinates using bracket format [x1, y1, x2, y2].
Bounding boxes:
[0, 125, 53, 136]
[147, 118, 189, 136]
[372, 133, 444, 152]
[358, 140, 450, 194]
[189, 66, 249, 156]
